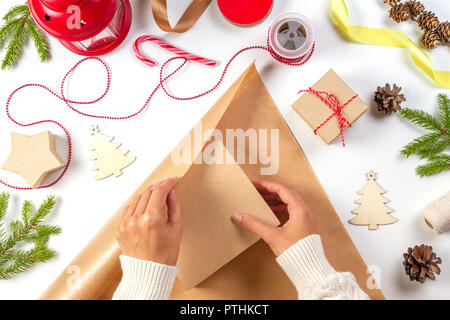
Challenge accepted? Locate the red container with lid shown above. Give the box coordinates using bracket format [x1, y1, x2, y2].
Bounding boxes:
[28, 0, 132, 56]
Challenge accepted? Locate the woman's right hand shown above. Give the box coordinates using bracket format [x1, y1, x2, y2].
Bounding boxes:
[232, 180, 315, 256]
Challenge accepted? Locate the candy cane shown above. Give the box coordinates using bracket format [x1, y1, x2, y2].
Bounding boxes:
[133, 35, 217, 67]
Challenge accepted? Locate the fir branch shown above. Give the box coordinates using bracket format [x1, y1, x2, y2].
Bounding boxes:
[0, 193, 60, 280]
[0, 193, 10, 252]
[400, 132, 441, 157]
[3, 4, 28, 22]
[27, 17, 49, 62]
[31, 195, 56, 225]
[399, 108, 443, 132]
[1, 17, 27, 70]
[417, 136, 450, 159]
[438, 93, 450, 129]
[416, 154, 450, 177]
[0, 192, 9, 221]
[400, 94, 450, 177]
[0, 19, 20, 48]
[0, 3, 50, 69]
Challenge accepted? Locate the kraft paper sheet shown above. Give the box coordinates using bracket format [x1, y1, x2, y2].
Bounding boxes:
[41, 63, 385, 300]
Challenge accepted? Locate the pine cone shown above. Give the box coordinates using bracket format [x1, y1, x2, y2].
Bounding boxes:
[437, 21, 450, 41]
[405, 0, 424, 17]
[417, 11, 439, 31]
[403, 245, 442, 283]
[389, 4, 411, 23]
[421, 30, 441, 49]
[384, 0, 401, 5]
[374, 83, 406, 114]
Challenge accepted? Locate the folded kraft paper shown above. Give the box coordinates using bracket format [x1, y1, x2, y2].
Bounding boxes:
[175, 141, 279, 289]
[40, 63, 384, 300]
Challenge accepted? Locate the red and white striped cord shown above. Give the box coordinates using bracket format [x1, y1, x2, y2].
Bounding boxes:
[298, 88, 357, 147]
[2, 34, 315, 190]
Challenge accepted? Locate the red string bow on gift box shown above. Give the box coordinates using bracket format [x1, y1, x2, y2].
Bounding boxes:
[298, 88, 358, 147]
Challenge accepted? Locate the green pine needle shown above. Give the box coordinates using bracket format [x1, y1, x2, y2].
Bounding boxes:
[417, 136, 449, 159]
[3, 4, 28, 22]
[0, 19, 20, 48]
[438, 93, 450, 129]
[400, 132, 440, 158]
[0, 2, 50, 69]
[416, 154, 450, 177]
[27, 17, 49, 63]
[400, 94, 450, 177]
[399, 108, 443, 132]
[1, 16, 26, 69]
[0, 193, 61, 280]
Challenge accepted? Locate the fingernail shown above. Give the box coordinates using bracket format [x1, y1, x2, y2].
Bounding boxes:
[232, 214, 242, 223]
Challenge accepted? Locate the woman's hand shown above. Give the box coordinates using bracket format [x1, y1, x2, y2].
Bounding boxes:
[115, 177, 182, 266]
[232, 180, 315, 256]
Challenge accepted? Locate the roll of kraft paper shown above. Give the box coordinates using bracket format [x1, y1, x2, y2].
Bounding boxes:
[422, 191, 450, 234]
[268, 13, 315, 61]
[217, 0, 273, 27]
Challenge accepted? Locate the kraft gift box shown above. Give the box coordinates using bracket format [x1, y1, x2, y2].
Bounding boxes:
[292, 69, 368, 145]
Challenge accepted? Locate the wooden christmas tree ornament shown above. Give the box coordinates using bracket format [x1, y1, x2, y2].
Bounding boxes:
[89, 126, 135, 180]
[2, 131, 65, 188]
[349, 171, 398, 230]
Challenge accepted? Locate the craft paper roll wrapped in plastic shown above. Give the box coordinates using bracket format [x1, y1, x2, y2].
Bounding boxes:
[422, 191, 450, 234]
[40, 63, 384, 300]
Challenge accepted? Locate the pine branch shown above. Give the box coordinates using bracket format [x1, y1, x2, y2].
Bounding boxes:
[416, 154, 450, 177]
[31, 195, 56, 225]
[27, 17, 49, 62]
[0, 193, 10, 252]
[438, 93, 450, 129]
[400, 132, 441, 157]
[0, 192, 9, 221]
[399, 108, 442, 132]
[0, 3, 50, 69]
[417, 136, 450, 159]
[400, 95, 450, 177]
[3, 4, 28, 22]
[0, 19, 20, 48]
[1, 18, 26, 70]
[0, 194, 60, 280]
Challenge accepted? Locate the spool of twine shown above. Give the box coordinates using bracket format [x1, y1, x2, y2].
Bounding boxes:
[422, 191, 450, 234]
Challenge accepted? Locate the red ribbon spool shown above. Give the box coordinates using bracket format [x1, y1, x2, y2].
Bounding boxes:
[217, 0, 274, 27]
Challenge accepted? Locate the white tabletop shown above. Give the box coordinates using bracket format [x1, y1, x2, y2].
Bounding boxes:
[0, 0, 448, 300]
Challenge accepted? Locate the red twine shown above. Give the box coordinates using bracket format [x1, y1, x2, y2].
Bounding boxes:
[2, 33, 315, 190]
[297, 88, 358, 147]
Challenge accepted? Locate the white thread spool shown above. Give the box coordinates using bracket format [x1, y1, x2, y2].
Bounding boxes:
[268, 13, 315, 60]
[422, 191, 450, 234]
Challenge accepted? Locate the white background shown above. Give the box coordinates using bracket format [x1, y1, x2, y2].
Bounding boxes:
[0, 0, 448, 300]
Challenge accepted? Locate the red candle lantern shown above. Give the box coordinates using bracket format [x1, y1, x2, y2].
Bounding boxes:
[28, 0, 132, 56]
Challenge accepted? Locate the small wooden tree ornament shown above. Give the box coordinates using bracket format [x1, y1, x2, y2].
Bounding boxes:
[2, 131, 65, 188]
[89, 126, 136, 180]
[349, 171, 398, 230]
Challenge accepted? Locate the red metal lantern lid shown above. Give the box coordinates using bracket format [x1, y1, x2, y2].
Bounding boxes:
[28, 0, 118, 42]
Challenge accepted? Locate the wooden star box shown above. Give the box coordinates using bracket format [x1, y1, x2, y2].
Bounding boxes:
[2, 131, 65, 188]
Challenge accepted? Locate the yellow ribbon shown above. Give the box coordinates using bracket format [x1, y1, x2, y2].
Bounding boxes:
[331, 0, 450, 89]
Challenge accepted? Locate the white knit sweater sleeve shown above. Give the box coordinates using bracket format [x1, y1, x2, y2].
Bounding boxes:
[112, 255, 178, 300]
[276, 234, 370, 300]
